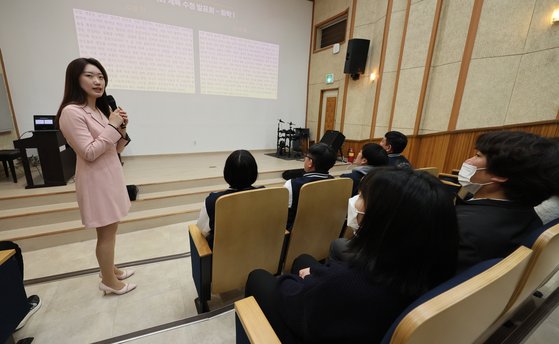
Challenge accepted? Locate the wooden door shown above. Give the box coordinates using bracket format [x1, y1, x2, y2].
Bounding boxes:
[324, 97, 337, 132]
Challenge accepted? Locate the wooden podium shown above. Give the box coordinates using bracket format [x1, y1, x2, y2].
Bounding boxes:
[13, 130, 76, 188]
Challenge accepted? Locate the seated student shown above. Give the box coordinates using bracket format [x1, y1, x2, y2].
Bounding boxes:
[380, 131, 412, 168]
[456, 131, 559, 271]
[283, 143, 337, 229]
[340, 143, 388, 196]
[0, 241, 41, 343]
[246, 167, 458, 343]
[196, 150, 259, 248]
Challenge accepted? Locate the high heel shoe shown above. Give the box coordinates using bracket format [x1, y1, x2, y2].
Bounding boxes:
[98, 269, 135, 280]
[99, 282, 137, 295]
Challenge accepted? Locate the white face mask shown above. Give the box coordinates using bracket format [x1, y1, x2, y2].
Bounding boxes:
[347, 195, 365, 233]
[458, 162, 493, 195]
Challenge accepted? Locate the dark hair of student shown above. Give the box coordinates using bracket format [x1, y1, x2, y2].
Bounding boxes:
[384, 131, 408, 154]
[307, 143, 337, 172]
[55, 58, 111, 127]
[475, 131, 559, 206]
[223, 150, 258, 189]
[348, 167, 458, 298]
[361, 143, 389, 166]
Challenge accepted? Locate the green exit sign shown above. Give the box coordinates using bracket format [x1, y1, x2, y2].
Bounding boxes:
[325, 73, 334, 84]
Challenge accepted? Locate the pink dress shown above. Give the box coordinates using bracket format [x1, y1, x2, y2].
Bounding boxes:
[59, 104, 131, 228]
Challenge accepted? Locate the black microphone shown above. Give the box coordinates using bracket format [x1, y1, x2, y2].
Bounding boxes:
[278, 119, 284, 123]
[106, 95, 117, 111]
[106, 95, 125, 129]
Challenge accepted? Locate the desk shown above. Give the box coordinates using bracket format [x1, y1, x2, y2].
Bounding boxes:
[13, 130, 76, 188]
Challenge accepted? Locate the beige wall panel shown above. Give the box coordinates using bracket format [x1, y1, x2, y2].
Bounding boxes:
[422, 62, 461, 132]
[374, 125, 390, 138]
[432, 0, 473, 66]
[344, 123, 362, 139]
[392, 67, 425, 131]
[369, 18, 388, 75]
[401, 0, 437, 69]
[376, 71, 397, 130]
[314, 0, 351, 23]
[391, 125, 414, 136]
[506, 48, 559, 124]
[524, 0, 559, 52]
[345, 23, 375, 140]
[307, 120, 318, 140]
[384, 9, 406, 73]
[360, 124, 372, 139]
[457, 55, 522, 129]
[393, 0, 409, 12]
[308, 49, 347, 85]
[307, 84, 327, 125]
[472, 0, 536, 58]
[355, 0, 388, 25]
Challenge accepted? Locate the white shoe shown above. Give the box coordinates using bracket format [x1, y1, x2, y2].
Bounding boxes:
[99, 282, 137, 295]
[98, 269, 135, 280]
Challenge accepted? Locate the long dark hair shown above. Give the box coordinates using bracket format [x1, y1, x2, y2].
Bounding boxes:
[348, 167, 458, 298]
[55, 58, 111, 127]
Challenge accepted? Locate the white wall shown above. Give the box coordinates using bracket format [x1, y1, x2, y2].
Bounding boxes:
[0, 0, 312, 155]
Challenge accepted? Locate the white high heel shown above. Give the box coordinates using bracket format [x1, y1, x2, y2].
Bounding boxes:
[98, 269, 135, 280]
[99, 282, 137, 295]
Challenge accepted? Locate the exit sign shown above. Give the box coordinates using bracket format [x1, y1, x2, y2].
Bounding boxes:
[325, 73, 334, 84]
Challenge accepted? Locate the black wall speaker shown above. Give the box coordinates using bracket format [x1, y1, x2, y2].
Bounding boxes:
[320, 130, 345, 153]
[344, 38, 370, 79]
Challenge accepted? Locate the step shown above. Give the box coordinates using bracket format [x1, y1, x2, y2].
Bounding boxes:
[3, 203, 202, 251]
[0, 179, 289, 230]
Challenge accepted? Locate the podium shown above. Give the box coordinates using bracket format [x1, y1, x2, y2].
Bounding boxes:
[13, 130, 76, 189]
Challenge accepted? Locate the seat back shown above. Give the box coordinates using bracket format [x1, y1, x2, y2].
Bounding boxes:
[505, 223, 559, 313]
[211, 187, 288, 294]
[389, 246, 532, 344]
[283, 178, 352, 272]
[415, 166, 439, 177]
[438, 172, 459, 184]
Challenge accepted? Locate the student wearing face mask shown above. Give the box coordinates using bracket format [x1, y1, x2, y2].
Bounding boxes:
[456, 131, 559, 272]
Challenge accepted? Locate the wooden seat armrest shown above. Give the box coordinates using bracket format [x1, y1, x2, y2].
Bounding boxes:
[188, 224, 212, 257]
[0, 249, 15, 265]
[235, 296, 281, 344]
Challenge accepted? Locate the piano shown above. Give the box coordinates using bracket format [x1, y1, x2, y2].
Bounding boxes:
[13, 130, 76, 189]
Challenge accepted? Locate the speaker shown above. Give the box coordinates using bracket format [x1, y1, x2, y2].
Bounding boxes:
[344, 39, 370, 77]
[320, 130, 345, 154]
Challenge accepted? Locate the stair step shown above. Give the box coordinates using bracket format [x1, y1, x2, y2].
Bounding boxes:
[4, 203, 202, 250]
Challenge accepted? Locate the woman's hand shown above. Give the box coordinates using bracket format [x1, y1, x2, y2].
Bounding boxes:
[118, 107, 128, 127]
[299, 267, 311, 279]
[108, 108, 124, 128]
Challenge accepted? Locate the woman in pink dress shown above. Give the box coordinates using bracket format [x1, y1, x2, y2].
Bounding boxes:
[56, 58, 136, 295]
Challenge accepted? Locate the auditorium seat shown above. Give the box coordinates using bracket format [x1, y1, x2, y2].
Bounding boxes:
[0, 249, 29, 343]
[477, 223, 559, 342]
[188, 187, 288, 313]
[234, 247, 533, 344]
[438, 172, 459, 184]
[281, 178, 352, 272]
[415, 166, 439, 177]
[383, 246, 532, 344]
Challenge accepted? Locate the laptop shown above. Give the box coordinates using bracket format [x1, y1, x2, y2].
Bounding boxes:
[33, 115, 56, 131]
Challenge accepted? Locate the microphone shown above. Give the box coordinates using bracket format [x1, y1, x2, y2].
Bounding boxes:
[106, 95, 117, 111]
[278, 119, 284, 123]
[106, 95, 125, 129]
